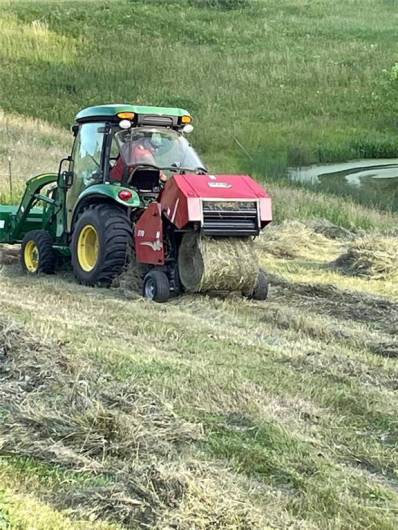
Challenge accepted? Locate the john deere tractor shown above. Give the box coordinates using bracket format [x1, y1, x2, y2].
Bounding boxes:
[0, 104, 272, 302]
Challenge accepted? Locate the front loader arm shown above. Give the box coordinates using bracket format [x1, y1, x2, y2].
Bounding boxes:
[11, 173, 58, 240]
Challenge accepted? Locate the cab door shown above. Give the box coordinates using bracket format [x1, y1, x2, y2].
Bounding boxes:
[66, 122, 106, 231]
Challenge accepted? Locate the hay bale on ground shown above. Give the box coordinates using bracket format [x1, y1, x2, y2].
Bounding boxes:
[178, 233, 259, 293]
[333, 234, 398, 279]
[256, 220, 341, 260]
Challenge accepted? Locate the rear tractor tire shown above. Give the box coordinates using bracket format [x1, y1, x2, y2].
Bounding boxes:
[246, 269, 269, 301]
[143, 270, 170, 303]
[71, 204, 132, 287]
[21, 230, 56, 275]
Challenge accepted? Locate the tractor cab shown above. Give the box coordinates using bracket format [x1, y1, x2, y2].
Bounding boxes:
[63, 104, 204, 229]
[111, 126, 206, 192]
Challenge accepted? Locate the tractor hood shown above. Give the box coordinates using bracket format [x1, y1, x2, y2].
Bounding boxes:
[161, 173, 272, 233]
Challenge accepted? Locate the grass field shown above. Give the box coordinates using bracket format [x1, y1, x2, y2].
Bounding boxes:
[1, 0, 398, 528]
[1, 217, 398, 529]
[1, 0, 398, 177]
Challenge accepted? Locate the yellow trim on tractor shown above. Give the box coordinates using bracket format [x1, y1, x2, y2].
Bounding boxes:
[77, 224, 99, 272]
[24, 240, 39, 273]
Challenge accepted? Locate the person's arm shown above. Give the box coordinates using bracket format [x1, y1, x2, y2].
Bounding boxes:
[110, 157, 125, 182]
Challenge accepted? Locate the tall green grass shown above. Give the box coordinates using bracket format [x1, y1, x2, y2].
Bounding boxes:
[1, 0, 398, 178]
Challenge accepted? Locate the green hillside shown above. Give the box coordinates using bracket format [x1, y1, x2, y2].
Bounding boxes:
[1, 0, 398, 176]
[1, 1, 398, 529]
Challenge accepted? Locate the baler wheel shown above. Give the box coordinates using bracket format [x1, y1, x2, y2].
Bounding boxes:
[20, 230, 56, 275]
[143, 270, 170, 303]
[247, 269, 269, 301]
[71, 204, 132, 286]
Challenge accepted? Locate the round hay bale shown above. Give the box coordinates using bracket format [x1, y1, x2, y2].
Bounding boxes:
[333, 234, 398, 279]
[178, 233, 259, 293]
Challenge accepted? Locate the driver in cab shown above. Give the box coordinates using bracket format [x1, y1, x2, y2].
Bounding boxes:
[110, 133, 167, 183]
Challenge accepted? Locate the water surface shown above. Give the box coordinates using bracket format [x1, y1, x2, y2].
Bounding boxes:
[288, 159, 398, 210]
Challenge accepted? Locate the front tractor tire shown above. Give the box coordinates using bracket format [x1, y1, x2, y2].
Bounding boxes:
[21, 230, 56, 275]
[71, 204, 132, 287]
[143, 270, 170, 303]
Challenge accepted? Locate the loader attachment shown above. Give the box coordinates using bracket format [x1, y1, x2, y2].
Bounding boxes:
[0, 173, 59, 244]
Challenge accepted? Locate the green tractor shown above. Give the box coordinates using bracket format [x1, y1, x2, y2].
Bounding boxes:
[0, 104, 272, 301]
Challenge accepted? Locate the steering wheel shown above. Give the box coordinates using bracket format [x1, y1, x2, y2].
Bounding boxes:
[126, 164, 160, 185]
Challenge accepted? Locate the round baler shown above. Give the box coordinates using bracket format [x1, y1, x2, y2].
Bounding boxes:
[134, 173, 272, 302]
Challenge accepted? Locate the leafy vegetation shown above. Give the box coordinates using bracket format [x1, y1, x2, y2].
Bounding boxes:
[1, 0, 398, 178]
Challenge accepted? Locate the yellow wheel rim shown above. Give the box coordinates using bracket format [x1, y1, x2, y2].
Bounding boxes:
[77, 224, 99, 272]
[24, 240, 39, 273]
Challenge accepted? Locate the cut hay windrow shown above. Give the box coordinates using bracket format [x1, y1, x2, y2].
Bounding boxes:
[256, 220, 343, 261]
[178, 233, 259, 293]
[0, 317, 266, 529]
[333, 234, 398, 280]
[306, 218, 355, 240]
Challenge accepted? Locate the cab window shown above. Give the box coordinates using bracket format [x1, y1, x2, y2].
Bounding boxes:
[73, 122, 105, 186]
[66, 122, 105, 228]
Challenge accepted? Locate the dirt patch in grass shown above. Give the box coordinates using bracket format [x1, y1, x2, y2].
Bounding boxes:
[0, 317, 267, 529]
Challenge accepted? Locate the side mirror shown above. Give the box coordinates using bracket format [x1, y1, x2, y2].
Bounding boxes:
[61, 170, 74, 189]
[58, 156, 73, 188]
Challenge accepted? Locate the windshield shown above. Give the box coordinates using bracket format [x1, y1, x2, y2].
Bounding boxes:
[114, 127, 206, 172]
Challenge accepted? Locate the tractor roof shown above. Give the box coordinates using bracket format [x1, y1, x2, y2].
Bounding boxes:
[75, 104, 190, 123]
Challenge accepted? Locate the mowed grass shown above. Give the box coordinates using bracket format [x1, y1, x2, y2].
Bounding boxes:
[1, 240, 398, 528]
[1, 0, 398, 178]
[1, 146, 398, 527]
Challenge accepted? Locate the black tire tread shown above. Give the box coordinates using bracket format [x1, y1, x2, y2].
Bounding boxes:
[71, 203, 133, 287]
[20, 229, 56, 274]
[143, 270, 170, 303]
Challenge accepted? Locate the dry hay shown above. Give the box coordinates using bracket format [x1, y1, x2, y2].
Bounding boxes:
[256, 220, 341, 261]
[0, 245, 19, 265]
[0, 317, 266, 529]
[114, 260, 146, 299]
[178, 233, 259, 294]
[306, 218, 355, 240]
[333, 234, 398, 280]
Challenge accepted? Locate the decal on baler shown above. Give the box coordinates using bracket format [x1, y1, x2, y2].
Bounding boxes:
[208, 182, 232, 189]
[140, 240, 163, 251]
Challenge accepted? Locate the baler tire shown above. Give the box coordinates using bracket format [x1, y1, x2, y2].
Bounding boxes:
[20, 230, 56, 275]
[143, 270, 170, 303]
[248, 269, 268, 301]
[71, 204, 132, 287]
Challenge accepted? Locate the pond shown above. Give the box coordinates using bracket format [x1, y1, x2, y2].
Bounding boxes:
[288, 159, 398, 211]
